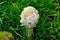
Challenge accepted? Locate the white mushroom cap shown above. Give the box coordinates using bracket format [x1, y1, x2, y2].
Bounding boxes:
[20, 6, 39, 28]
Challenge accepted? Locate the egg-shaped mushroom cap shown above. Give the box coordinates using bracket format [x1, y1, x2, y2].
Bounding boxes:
[20, 6, 39, 28]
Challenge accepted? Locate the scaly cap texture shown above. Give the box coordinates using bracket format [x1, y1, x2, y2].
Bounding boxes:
[20, 6, 39, 28]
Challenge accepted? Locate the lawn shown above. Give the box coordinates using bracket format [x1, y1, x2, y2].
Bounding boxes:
[0, 0, 60, 40]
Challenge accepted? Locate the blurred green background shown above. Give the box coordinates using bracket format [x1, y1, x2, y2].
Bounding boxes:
[0, 0, 60, 40]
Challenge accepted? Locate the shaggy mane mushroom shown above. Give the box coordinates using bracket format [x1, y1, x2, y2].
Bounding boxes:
[20, 6, 39, 38]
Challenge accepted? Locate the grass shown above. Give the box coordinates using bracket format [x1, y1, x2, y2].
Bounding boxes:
[0, 0, 60, 40]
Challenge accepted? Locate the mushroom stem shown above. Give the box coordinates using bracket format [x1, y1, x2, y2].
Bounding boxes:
[26, 27, 34, 40]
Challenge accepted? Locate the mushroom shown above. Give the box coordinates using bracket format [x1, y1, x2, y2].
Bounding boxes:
[20, 6, 39, 38]
[0, 31, 13, 40]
